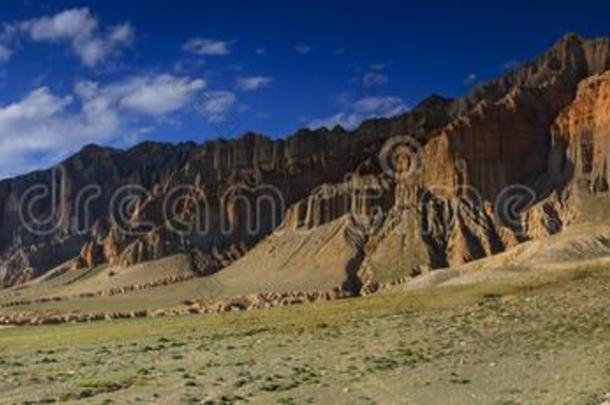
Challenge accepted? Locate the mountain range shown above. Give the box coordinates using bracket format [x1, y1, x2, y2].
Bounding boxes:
[0, 33, 609, 323]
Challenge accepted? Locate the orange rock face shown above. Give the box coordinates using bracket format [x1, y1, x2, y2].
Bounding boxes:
[553, 71, 610, 192]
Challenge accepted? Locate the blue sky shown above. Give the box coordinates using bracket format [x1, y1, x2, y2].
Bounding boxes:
[0, 0, 609, 177]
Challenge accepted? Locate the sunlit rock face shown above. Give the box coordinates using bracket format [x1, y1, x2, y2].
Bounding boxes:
[552, 70, 610, 193]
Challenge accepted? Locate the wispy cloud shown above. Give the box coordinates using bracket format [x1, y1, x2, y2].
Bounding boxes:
[2, 7, 134, 66]
[462, 72, 477, 85]
[294, 43, 313, 55]
[75, 74, 206, 116]
[183, 38, 233, 56]
[353, 96, 405, 114]
[235, 76, 272, 91]
[0, 86, 118, 175]
[255, 47, 266, 55]
[115, 75, 206, 115]
[363, 72, 388, 87]
[369, 62, 389, 71]
[308, 96, 407, 130]
[0, 44, 11, 62]
[0, 73, 206, 176]
[172, 58, 206, 74]
[195, 91, 236, 122]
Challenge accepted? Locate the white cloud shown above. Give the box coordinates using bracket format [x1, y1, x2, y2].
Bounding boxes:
[363, 72, 388, 87]
[195, 91, 236, 122]
[235, 76, 272, 92]
[255, 47, 266, 55]
[0, 44, 12, 62]
[308, 112, 362, 130]
[308, 96, 407, 130]
[117, 75, 206, 115]
[19, 8, 97, 41]
[5, 8, 134, 67]
[294, 44, 313, 55]
[76, 74, 206, 116]
[0, 88, 72, 122]
[463, 73, 477, 85]
[183, 38, 232, 56]
[0, 73, 207, 176]
[353, 96, 405, 115]
[0, 87, 119, 175]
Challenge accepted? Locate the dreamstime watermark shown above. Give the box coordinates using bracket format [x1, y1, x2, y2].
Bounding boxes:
[379, 134, 423, 179]
[16, 135, 542, 241]
[17, 170, 289, 239]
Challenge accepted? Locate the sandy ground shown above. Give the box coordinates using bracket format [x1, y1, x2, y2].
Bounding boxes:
[1, 262, 609, 404]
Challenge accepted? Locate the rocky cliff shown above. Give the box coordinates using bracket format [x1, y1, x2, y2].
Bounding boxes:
[272, 34, 610, 292]
[0, 95, 451, 287]
[1, 33, 609, 291]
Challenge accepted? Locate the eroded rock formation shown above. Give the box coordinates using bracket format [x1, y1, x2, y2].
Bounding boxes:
[0, 95, 451, 287]
[1, 33, 609, 293]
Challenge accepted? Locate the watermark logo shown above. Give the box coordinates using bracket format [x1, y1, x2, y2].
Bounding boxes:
[494, 184, 537, 236]
[109, 184, 155, 236]
[220, 182, 286, 236]
[163, 185, 210, 236]
[14, 137, 544, 249]
[18, 165, 68, 236]
[379, 135, 423, 180]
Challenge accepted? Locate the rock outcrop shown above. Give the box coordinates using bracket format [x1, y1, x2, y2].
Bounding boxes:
[1, 33, 610, 294]
[552, 70, 610, 193]
[0, 96, 451, 287]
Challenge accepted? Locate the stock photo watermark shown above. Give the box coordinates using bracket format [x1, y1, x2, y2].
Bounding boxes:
[16, 135, 541, 242]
